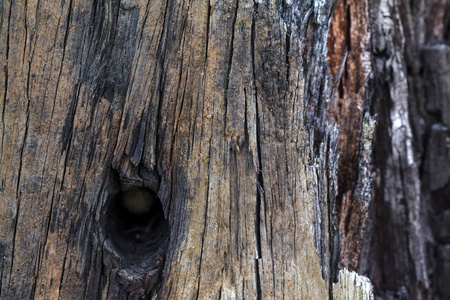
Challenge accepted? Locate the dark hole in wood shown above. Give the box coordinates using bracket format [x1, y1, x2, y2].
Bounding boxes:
[105, 187, 169, 259]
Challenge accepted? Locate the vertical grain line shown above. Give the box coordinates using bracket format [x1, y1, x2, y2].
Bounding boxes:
[223, 0, 239, 134]
[251, 2, 262, 299]
[22, 0, 28, 65]
[155, 0, 171, 216]
[56, 243, 70, 299]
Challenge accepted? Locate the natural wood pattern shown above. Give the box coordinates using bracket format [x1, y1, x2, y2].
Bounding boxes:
[0, 0, 350, 298]
[2, 0, 448, 299]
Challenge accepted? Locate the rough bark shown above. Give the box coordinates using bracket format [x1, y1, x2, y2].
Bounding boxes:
[370, 0, 450, 296]
[328, 0, 450, 299]
[327, 0, 374, 274]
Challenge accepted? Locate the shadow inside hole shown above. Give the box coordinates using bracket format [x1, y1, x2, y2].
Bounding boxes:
[106, 187, 169, 259]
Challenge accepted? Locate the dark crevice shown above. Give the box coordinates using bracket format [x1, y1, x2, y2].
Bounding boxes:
[223, 0, 239, 131]
[328, 133, 341, 292]
[195, 93, 216, 300]
[345, 4, 351, 54]
[60, 0, 73, 77]
[7, 196, 21, 289]
[269, 220, 276, 291]
[58, 0, 77, 196]
[22, 0, 28, 65]
[255, 178, 263, 259]
[255, 259, 262, 300]
[344, 205, 353, 234]
[204, 2, 211, 64]
[15, 84, 32, 197]
[314, 161, 327, 281]
[255, 181, 263, 300]
[130, 110, 148, 166]
[328, 175, 336, 300]
[59, 0, 76, 155]
[95, 248, 105, 299]
[25, 57, 32, 126]
[59, 120, 74, 194]
[153, 0, 170, 179]
[251, 2, 262, 299]
[57, 244, 70, 298]
[285, 21, 291, 86]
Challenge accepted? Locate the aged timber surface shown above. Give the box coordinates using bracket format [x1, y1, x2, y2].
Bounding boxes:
[0, 0, 352, 298]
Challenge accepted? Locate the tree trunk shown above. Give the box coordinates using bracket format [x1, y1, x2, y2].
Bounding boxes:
[328, 0, 450, 299]
[0, 0, 447, 299]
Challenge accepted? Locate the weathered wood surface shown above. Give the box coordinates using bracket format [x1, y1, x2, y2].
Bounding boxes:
[0, 0, 352, 298]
